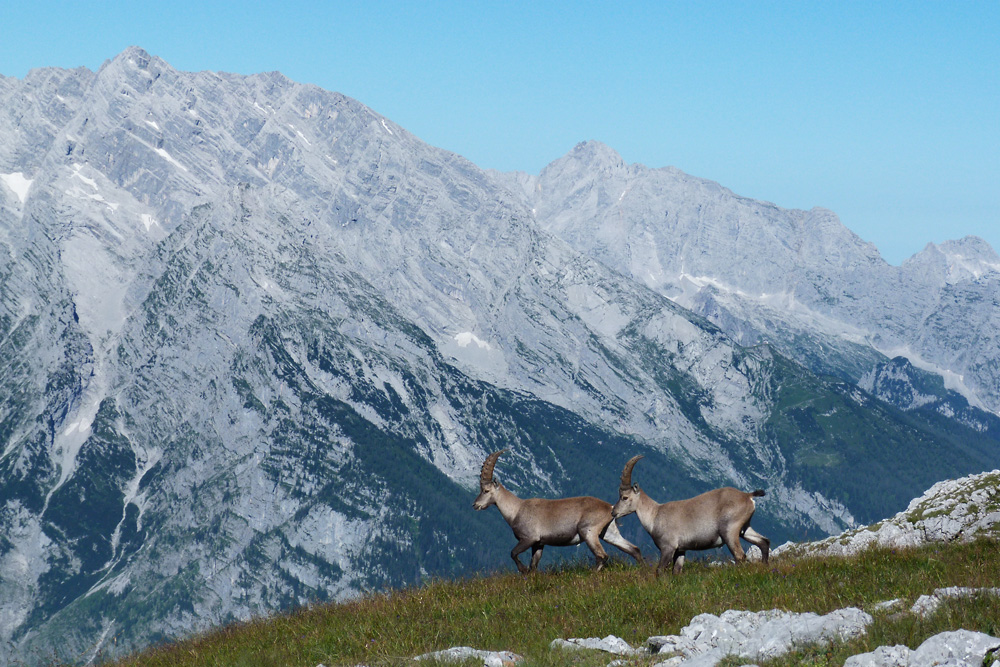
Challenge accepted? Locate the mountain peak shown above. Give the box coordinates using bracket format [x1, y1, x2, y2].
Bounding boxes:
[108, 46, 153, 69]
[96, 46, 173, 84]
[534, 141, 628, 197]
[905, 236, 1000, 282]
[937, 236, 999, 263]
[565, 140, 626, 170]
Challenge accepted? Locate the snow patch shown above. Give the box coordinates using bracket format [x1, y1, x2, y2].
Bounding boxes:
[289, 124, 312, 146]
[62, 416, 92, 438]
[441, 329, 509, 384]
[0, 172, 32, 204]
[250, 271, 287, 300]
[144, 119, 160, 131]
[64, 187, 119, 213]
[71, 163, 97, 189]
[380, 118, 394, 135]
[67, 164, 120, 212]
[454, 331, 492, 351]
[140, 214, 159, 232]
[154, 147, 188, 172]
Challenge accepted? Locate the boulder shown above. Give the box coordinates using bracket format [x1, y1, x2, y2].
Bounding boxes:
[910, 586, 1000, 618]
[414, 646, 524, 666]
[646, 607, 872, 666]
[844, 629, 1000, 666]
[549, 634, 638, 655]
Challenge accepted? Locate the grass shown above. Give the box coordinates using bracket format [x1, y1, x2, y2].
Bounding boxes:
[99, 538, 1000, 667]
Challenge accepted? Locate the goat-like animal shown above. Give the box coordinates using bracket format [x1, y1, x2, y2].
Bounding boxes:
[472, 449, 643, 572]
[611, 455, 769, 575]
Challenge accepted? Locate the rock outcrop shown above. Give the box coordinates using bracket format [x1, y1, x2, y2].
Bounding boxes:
[774, 469, 1000, 559]
[844, 630, 1000, 667]
[550, 635, 638, 655]
[414, 646, 524, 666]
[646, 607, 872, 666]
[909, 587, 1000, 618]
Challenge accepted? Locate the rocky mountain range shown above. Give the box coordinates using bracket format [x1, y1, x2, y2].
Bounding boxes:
[495, 141, 1000, 417]
[0, 47, 997, 664]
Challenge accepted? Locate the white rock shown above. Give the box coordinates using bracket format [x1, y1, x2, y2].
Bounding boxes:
[844, 615, 1000, 665]
[550, 634, 637, 655]
[646, 607, 872, 665]
[909, 629, 1000, 666]
[843, 644, 911, 667]
[873, 598, 904, 612]
[909, 594, 941, 617]
[415, 646, 523, 665]
[648, 634, 699, 656]
[652, 657, 686, 667]
[911, 587, 1000, 618]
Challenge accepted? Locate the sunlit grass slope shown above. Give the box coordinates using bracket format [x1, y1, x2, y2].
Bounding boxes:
[102, 539, 1000, 667]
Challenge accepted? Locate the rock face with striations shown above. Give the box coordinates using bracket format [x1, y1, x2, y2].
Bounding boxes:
[1, 48, 999, 665]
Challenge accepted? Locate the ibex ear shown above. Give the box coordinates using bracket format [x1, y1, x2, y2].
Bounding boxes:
[492, 480, 500, 489]
[632, 483, 639, 493]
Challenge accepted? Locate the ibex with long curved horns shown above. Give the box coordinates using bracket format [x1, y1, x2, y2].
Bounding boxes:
[473, 449, 643, 572]
[611, 455, 769, 575]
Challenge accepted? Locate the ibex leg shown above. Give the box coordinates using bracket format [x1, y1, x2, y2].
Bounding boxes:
[511, 538, 534, 573]
[529, 545, 544, 571]
[741, 526, 770, 563]
[601, 520, 643, 565]
[655, 546, 676, 577]
[582, 530, 610, 571]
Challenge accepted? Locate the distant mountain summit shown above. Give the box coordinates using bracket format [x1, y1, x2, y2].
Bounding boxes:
[503, 140, 1000, 414]
[904, 237, 1000, 284]
[1, 49, 997, 665]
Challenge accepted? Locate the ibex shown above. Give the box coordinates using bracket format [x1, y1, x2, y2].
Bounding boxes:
[611, 455, 770, 575]
[472, 449, 643, 572]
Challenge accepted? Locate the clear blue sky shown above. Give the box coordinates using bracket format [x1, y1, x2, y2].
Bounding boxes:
[2, 1, 997, 265]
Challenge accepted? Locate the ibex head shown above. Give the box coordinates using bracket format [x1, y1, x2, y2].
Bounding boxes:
[472, 449, 507, 510]
[611, 455, 643, 519]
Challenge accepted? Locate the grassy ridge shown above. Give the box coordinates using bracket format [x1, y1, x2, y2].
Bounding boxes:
[101, 539, 1000, 667]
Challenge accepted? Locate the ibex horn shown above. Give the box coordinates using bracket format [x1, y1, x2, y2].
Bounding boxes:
[620, 455, 644, 492]
[480, 449, 507, 488]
